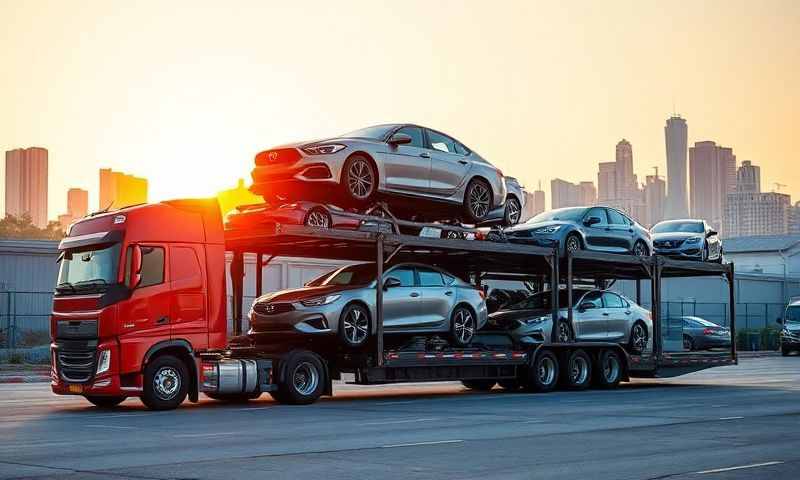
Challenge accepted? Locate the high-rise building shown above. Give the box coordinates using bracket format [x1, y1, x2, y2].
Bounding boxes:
[597, 162, 617, 202]
[736, 160, 761, 193]
[99, 168, 148, 210]
[689, 141, 736, 231]
[725, 191, 790, 237]
[4, 147, 48, 228]
[664, 115, 689, 219]
[521, 182, 546, 221]
[789, 202, 800, 235]
[578, 181, 597, 205]
[551, 178, 587, 209]
[67, 188, 88, 218]
[614, 139, 637, 203]
[644, 174, 666, 227]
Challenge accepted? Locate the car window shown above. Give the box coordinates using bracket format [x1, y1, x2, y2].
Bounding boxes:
[395, 126, 425, 148]
[427, 130, 457, 154]
[580, 291, 603, 308]
[454, 141, 470, 156]
[602, 292, 624, 308]
[386, 266, 415, 287]
[418, 267, 445, 287]
[443, 274, 456, 285]
[584, 207, 608, 225]
[606, 209, 628, 226]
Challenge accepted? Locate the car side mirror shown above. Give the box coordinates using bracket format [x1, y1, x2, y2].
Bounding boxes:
[707, 230, 718, 237]
[578, 302, 596, 312]
[383, 277, 402, 290]
[129, 244, 143, 289]
[387, 133, 412, 146]
[584, 216, 601, 226]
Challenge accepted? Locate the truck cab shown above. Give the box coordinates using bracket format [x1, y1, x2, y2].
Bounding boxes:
[51, 199, 227, 409]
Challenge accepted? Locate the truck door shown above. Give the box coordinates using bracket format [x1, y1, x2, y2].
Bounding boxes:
[117, 245, 171, 374]
[169, 245, 207, 349]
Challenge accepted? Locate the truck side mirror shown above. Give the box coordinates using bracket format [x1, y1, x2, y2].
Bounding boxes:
[129, 244, 143, 289]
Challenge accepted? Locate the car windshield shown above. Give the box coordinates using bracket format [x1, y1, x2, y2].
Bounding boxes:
[527, 207, 587, 224]
[339, 125, 396, 141]
[686, 317, 719, 327]
[652, 221, 704, 234]
[56, 243, 121, 294]
[307, 263, 376, 287]
[505, 290, 588, 310]
[786, 306, 800, 324]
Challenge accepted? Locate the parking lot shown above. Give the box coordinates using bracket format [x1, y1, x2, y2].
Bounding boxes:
[1, 356, 798, 480]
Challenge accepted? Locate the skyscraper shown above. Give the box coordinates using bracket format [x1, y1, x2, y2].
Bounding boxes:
[521, 181, 546, 221]
[4, 147, 48, 228]
[99, 168, 148, 210]
[664, 115, 688, 219]
[579, 181, 597, 205]
[725, 192, 790, 237]
[551, 178, 590, 209]
[644, 174, 666, 227]
[689, 141, 736, 231]
[735, 160, 761, 193]
[597, 162, 617, 202]
[67, 188, 89, 218]
[614, 139, 636, 202]
[789, 202, 800, 235]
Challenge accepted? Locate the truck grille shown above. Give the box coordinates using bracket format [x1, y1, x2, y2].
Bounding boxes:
[56, 340, 97, 383]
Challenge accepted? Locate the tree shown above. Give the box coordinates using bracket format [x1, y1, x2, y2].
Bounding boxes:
[0, 214, 65, 240]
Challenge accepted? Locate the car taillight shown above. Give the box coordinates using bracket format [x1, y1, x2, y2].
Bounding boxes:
[703, 328, 715, 335]
[478, 288, 486, 299]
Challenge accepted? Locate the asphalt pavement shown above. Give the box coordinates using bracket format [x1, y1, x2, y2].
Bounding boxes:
[1, 356, 799, 480]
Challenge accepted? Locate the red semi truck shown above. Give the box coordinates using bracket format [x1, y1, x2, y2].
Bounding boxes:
[50, 198, 737, 410]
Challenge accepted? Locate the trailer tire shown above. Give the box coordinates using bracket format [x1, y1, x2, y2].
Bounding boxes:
[274, 350, 325, 405]
[461, 380, 496, 391]
[524, 349, 559, 393]
[561, 349, 592, 390]
[593, 349, 623, 389]
[85, 395, 126, 408]
[141, 354, 189, 410]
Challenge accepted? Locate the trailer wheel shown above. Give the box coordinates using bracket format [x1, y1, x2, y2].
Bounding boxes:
[525, 349, 559, 393]
[85, 395, 126, 408]
[141, 354, 189, 410]
[274, 351, 325, 405]
[593, 349, 622, 389]
[561, 349, 592, 390]
[462, 380, 496, 391]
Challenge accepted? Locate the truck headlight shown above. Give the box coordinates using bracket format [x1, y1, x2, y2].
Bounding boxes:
[533, 225, 561, 234]
[301, 294, 341, 307]
[96, 350, 111, 375]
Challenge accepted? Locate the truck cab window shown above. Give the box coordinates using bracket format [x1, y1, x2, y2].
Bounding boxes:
[139, 246, 165, 288]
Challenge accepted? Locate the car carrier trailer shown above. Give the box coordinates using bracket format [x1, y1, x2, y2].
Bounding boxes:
[50, 199, 736, 409]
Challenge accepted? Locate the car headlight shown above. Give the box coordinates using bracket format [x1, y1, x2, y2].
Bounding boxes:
[523, 315, 550, 325]
[96, 349, 111, 375]
[302, 144, 347, 155]
[300, 294, 341, 307]
[685, 236, 702, 244]
[533, 225, 561, 234]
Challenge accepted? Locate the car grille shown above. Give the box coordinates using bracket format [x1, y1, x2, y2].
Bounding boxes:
[655, 239, 683, 249]
[254, 148, 301, 166]
[56, 340, 97, 383]
[253, 302, 295, 315]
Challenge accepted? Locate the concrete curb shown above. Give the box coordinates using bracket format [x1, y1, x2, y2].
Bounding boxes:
[0, 374, 51, 384]
[737, 350, 781, 358]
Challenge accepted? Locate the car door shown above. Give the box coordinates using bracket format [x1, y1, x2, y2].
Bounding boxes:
[602, 292, 631, 341]
[380, 126, 431, 193]
[381, 265, 422, 331]
[606, 209, 635, 252]
[581, 207, 611, 250]
[573, 291, 607, 340]
[426, 129, 471, 197]
[416, 266, 454, 330]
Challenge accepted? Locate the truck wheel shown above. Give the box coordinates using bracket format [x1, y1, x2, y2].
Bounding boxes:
[561, 349, 592, 390]
[85, 395, 126, 408]
[338, 303, 370, 348]
[274, 351, 325, 405]
[593, 349, 622, 389]
[141, 355, 189, 411]
[525, 349, 559, 393]
[461, 380, 496, 391]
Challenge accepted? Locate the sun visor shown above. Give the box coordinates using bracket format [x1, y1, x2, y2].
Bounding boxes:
[58, 230, 124, 251]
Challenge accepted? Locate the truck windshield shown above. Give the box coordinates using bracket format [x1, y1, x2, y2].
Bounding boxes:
[56, 243, 121, 294]
[786, 306, 800, 324]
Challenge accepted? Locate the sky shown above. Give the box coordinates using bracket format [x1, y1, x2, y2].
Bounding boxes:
[1, 0, 798, 218]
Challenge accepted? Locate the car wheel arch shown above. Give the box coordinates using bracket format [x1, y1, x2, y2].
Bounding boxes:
[342, 299, 373, 331]
[452, 302, 479, 328]
[341, 151, 380, 189]
[467, 175, 494, 203]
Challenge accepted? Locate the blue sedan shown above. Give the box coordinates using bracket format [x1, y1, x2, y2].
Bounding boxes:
[503, 206, 652, 257]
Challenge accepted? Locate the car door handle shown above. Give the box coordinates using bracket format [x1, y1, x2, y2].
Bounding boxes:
[602, 312, 609, 316]
[419, 152, 431, 158]
[156, 316, 170, 325]
[444, 291, 454, 296]
[625, 311, 631, 315]
[458, 160, 468, 165]
[410, 292, 420, 298]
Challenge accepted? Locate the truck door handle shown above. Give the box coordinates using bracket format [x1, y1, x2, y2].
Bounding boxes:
[444, 291, 454, 296]
[410, 292, 420, 298]
[156, 316, 170, 325]
[419, 152, 431, 158]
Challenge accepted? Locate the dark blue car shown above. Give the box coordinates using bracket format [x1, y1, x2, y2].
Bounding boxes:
[503, 206, 652, 257]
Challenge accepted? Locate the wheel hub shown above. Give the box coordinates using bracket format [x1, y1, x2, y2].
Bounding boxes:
[468, 183, 490, 219]
[153, 367, 180, 400]
[348, 160, 373, 199]
[343, 308, 368, 344]
[293, 362, 319, 396]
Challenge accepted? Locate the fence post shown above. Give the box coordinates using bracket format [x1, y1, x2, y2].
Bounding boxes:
[9, 292, 15, 351]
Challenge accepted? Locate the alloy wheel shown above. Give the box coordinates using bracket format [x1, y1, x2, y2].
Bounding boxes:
[566, 236, 581, 252]
[468, 182, 491, 219]
[453, 309, 475, 344]
[305, 210, 330, 228]
[292, 361, 320, 396]
[633, 241, 647, 257]
[347, 159, 374, 199]
[153, 367, 181, 400]
[506, 198, 521, 225]
[557, 322, 572, 343]
[343, 308, 369, 345]
[632, 324, 646, 352]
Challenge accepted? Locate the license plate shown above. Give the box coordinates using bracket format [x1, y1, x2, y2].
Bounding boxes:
[68, 384, 83, 394]
[419, 227, 442, 238]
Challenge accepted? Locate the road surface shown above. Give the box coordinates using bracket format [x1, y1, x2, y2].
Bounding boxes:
[1, 356, 799, 479]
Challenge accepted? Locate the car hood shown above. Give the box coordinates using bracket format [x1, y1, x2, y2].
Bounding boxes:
[785, 324, 800, 334]
[255, 284, 362, 303]
[488, 308, 553, 328]
[652, 232, 702, 242]
[505, 220, 571, 234]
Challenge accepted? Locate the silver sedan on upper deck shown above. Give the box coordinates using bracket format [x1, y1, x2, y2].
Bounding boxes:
[250, 124, 507, 223]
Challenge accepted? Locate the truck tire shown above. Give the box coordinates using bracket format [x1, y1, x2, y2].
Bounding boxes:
[524, 349, 559, 393]
[141, 354, 189, 411]
[561, 349, 592, 390]
[593, 349, 623, 389]
[461, 380, 496, 391]
[85, 395, 126, 408]
[274, 350, 326, 405]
